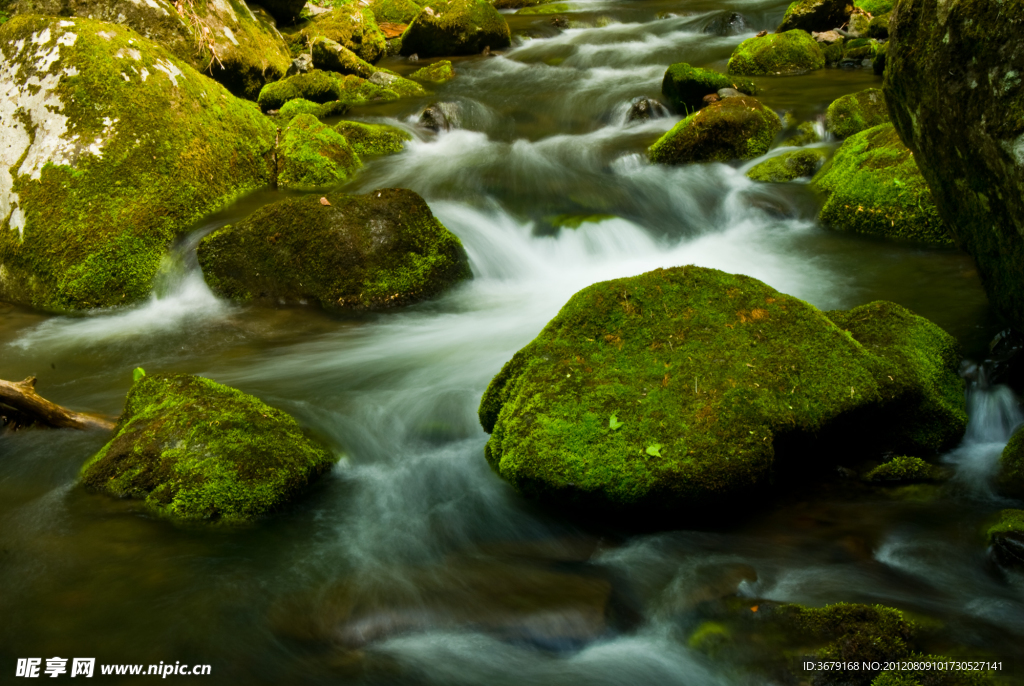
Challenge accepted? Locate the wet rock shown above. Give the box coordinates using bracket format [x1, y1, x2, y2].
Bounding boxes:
[257, 69, 425, 112]
[781, 120, 820, 146]
[812, 123, 950, 245]
[776, 0, 852, 33]
[401, 0, 511, 57]
[626, 97, 669, 122]
[299, 6, 388, 64]
[825, 88, 888, 138]
[276, 114, 363, 191]
[648, 96, 781, 165]
[80, 374, 335, 524]
[728, 29, 825, 76]
[996, 430, 1024, 499]
[746, 148, 826, 182]
[419, 101, 462, 131]
[334, 121, 413, 157]
[286, 53, 314, 77]
[550, 15, 569, 29]
[410, 60, 456, 83]
[197, 188, 472, 311]
[478, 266, 966, 517]
[0, 16, 276, 312]
[987, 510, 1024, 571]
[661, 63, 757, 114]
[702, 11, 750, 36]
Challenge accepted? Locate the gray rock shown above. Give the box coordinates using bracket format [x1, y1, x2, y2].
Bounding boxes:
[419, 101, 461, 132]
[286, 53, 313, 77]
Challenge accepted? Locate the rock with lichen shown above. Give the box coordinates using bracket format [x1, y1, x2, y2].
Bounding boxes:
[648, 96, 782, 165]
[0, 16, 276, 312]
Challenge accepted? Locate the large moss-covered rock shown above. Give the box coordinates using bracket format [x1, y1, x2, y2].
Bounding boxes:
[369, 0, 424, 23]
[478, 266, 966, 515]
[197, 188, 472, 310]
[9, 0, 292, 100]
[400, 0, 511, 57]
[0, 16, 276, 312]
[996, 428, 1024, 499]
[311, 36, 379, 78]
[299, 5, 387, 64]
[826, 88, 889, 138]
[812, 124, 950, 245]
[648, 96, 781, 165]
[884, 0, 1024, 329]
[277, 114, 363, 190]
[986, 510, 1024, 571]
[80, 373, 335, 524]
[777, 0, 852, 33]
[746, 148, 826, 182]
[728, 29, 824, 76]
[660, 63, 757, 114]
[334, 121, 412, 156]
[411, 59, 455, 83]
[257, 69, 424, 111]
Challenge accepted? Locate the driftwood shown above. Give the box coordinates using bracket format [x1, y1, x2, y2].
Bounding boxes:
[0, 377, 115, 432]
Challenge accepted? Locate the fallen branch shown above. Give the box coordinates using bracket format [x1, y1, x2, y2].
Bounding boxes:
[0, 377, 116, 432]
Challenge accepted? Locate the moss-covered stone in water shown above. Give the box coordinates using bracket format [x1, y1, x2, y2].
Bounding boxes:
[864, 455, 942, 483]
[80, 373, 335, 524]
[197, 188, 472, 310]
[746, 149, 826, 182]
[334, 120, 412, 156]
[782, 120, 821, 146]
[369, 0, 424, 23]
[401, 0, 511, 57]
[985, 509, 1024, 571]
[777, 0, 852, 33]
[0, 16, 276, 312]
[660, 63, 758, 114]
[648, 96, 781, 165]
[843, 37, 878, 61]
[277, 97, 329, 120]
[823, 41, 843, 66]
[826, 88, 889, 138]
[411, 60, 456, 83]
[812, 124, 950, 245]
[298, 5, 387, 63]
[478, 266, 966, 515]
[728, 29, 824, 76]
[257, 69, 423, 112]
[996, 428, 1024, 498]
[277, 114, 363, 190]
[311, 36, 381, 78]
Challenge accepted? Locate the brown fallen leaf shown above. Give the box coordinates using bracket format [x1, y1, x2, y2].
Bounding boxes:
[320, 197, 331, 206]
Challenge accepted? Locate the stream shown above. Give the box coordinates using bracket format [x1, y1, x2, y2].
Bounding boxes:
[2, 0, 1023, 683]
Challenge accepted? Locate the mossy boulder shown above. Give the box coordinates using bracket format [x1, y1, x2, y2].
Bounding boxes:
[257, 69, 424, 112]
[782, 121, 821, 146]
[826, 88, 889, 138]
[884, 0, 1024, 330]
[400, 0, 511, 57]
[311, 36, 380, 78]
[277, 114, 363, 190]
[746, 149, 826, 182]
[369, 0, 424, 23]
[986, 509, 1024, 571]
[0, 16, 276, 312]
[843, 36, 878, 62]
[80, 373, 335, 524]
[478, 266, 966, 515]
[334, 121, 412, 156]
[812, 124, 950, 245]
[777, 0, 852, 33]
[728, 29, 824, 76]
[864, 455, 942, 483]
[866, 12, 889, 39]
[299, 6, 387, 64]
[275, 96, 348, 122]
[857, 0, 893, 13]
[411, 59, 456, 83]
[996, 428, 1024, 499]
[660, 63, 757, 114]
[648, 96, 781, 165]
[197, 188, 472, 310]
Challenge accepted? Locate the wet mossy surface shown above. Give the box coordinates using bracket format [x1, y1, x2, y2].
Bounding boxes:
[728, 29, 825, 76]
[277, 114, 363, 190]
[985, 509, 1024, 571]
[826, 88, 889, 138]
[0, 16, 276, 312]
[400, 0, 511, 57]
[369, 0, 423, 23]
[782, 120, 821, 146]
[80, 373, 336, 524]
[311, 36, 381, 78]
[864, 455, 942, 483]
[812, 124, 950, 245]
[196, 188, 472, 311]
[297, 5, 387, 63]
[334, 120, 412, 156]
[996, 428, 1024, 498]
[257, 68, 424, 112]
[777, 0, 852, 33]
[857, 0, 893, 14]
[648, 96, 781, 165]
[478, 266, 966, 516]
[410, 59, 455, 83]
[746, 148, 826, 182]
[660, 63, 757, 114]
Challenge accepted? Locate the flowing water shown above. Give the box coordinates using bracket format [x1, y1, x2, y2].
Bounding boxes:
[2, 0, 1023, 683]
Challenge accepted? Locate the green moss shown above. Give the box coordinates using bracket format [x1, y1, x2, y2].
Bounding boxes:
[872, 659, 995, 686]
[746, 148, 826, 182]
[80, 374, 335, 524]
[826, 88, 889, 138]
[278, 97, 328, 120]
[872, 38, 887, 75]
[823, 41, 844, 65]
[782, 120, 820, 146]
[779, 603, 915, 666]
[660, 63, 758, 114]
[996, 430, 1024, 498]
[311, 36, 380, 78]
[334, 120, 412, 156]
[298, 5, 387, 63]
[411, 59, 455, 83]
[0, 16, 276, 312]
[844, 37, 879, 61]
[197, 188, 472, 310]
[257, 69, 422, 112]
[864, 455, 942, 483]
[778, 0, 853, 33]
[277, 114, 363, 190]
[866, 12, 890, 38]
[649, 96, 782, 165]
[727, 29, 824, 76]
[985, 509, 1024, 543]
[812, 123, 950, 245]
[401, 0, 511, 57]
[688, 621, 731, 656]
[848, 12, 871, 36]
[478, 266, 966, 513]
[369, 0, 424, 23]
[857, 0, 893, 12]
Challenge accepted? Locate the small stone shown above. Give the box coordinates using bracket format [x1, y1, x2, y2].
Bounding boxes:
[717, 87, 741, 98]
[702, 93, 720, 104]
[756, 29, 767, 37]
[409, 52, 420, 61]
[812, 30, 842, 43]
[286, 53, 314, 77]
[370, 71, 399, 86]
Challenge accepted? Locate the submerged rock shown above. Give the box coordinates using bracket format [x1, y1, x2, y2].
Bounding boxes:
[257, 69, 425, 112]
[298, 6, 388, 64]
[884, 0, 1024, 329]
[728, 29, 825, 76]
[80, 373, 335, 524]
[197, 188, 472, 310]
[334, 121, 413, 156]
[825, 88, 889, 138]
[660, 63, 757, 114]
[812, 124, 950, 245]
[746, 148, 826, 182]
[987, 510, 1024, 571]
[776, 0, 852, 33]
[0, 16, 276, 312]
[625, 96, 668, 123]
[277, 114, 363, 190]
[419, 101, 462, 131]
[648, 96, 781, 165]
[478, 266, 966, 516]
[410, 59, 456, 83]
[400, 0, 511, 57]
[702, 11, 750, 36]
